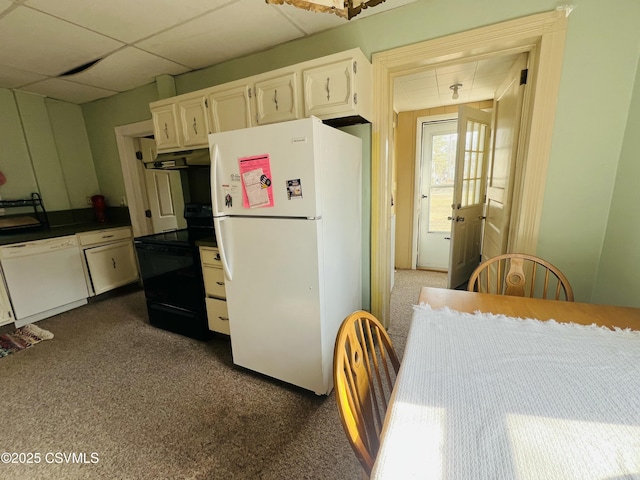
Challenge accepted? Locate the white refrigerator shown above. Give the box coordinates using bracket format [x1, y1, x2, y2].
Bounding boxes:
[208, 117, 362, 395]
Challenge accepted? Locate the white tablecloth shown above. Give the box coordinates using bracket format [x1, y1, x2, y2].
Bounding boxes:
[371, 304, 640, 480]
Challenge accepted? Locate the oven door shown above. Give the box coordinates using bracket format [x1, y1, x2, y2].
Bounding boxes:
[134, 241, 205, 313]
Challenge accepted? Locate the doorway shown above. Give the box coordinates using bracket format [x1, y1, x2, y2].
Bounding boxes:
[370, 10, 569, 327]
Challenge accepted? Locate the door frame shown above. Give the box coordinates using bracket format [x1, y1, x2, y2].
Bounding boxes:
[371, 10, 569, 327]
[115, 119, 154, 237]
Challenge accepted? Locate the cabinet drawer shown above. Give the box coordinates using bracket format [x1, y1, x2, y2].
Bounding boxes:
[206, 297, 230, 335]
[78, 227, 132, 247]
[203, 266, 225, 298]
[200, 247, 222, 267]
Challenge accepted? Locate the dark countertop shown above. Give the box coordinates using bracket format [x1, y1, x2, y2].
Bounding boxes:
[0, 207, 132, 246]
[0, 221, 132, 246]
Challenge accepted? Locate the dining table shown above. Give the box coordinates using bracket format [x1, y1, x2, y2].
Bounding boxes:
[370, 287, 640, 480]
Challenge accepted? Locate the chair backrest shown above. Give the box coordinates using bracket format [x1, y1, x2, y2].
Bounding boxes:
[468, 253, 574, 301]
[333, 310, 400, 476]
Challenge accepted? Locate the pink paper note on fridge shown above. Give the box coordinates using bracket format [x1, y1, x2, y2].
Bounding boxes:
[239, 154, 274, 208]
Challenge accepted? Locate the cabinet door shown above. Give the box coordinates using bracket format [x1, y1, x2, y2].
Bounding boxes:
[0, 279, 14, 327]
[255, 72, 299, 126]
[151, 103, 181, 150]
[208, 85, 253, 133]
[178, 95, 210, 148]
[85, 241, 139, 296]
[303, 58, 356, 119]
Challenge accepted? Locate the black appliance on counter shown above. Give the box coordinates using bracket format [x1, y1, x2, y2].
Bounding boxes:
[134, 203, 215, 340]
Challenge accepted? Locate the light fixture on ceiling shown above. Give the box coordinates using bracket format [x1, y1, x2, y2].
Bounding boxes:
[266, 0, 386, 20]
[450, 83, 462, 100]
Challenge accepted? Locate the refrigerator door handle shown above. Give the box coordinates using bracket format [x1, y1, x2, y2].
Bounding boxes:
[214, 216, 232, 282]
[210, 144, 222, 216]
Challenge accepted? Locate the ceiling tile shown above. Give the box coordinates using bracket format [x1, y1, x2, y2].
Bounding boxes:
[20, 78, 118, 104]
[437, 72, 475, 93]
[435, 61, 476, 76]
[475, 54, 519, 76]
[0, 65, 48, 89]
[24, 0, 230, 44]
[137, 0, 304, 69]
[0, 7, 123, 76]
[472, 73, 508, 90]
[271, 4, 346, 35]
[64, 47, 189, 92]
[400, 77, 438, 93]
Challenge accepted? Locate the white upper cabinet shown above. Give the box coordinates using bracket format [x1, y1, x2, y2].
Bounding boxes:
[178, 94, 210, 147]
[151, 102, 181, 151]
[151, 93, 211, 152]
[255, 72, 300, 126]
[302, 49, 372, 124]
[149, 48, 372, 151]
[207, 84, 253, 134]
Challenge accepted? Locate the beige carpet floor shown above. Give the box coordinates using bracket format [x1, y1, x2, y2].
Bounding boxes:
[0, 269, 447, 479]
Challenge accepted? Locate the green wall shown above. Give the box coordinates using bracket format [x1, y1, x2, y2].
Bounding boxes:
[0, 89, 99, 211]
[78, 0, 640, 306]
[592, 53, 640, 306]
[0, 89, 37, 202]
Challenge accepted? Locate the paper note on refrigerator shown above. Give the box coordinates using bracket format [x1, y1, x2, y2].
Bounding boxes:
[239, 154, 274, 208]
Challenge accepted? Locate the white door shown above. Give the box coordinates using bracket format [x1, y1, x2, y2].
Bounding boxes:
[416, 118, 457, 270]
[482, 53, 528, 261]
[139, 138, 185, 233]
[448, 106, 492, 289]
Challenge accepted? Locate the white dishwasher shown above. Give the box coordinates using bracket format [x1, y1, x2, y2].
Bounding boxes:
[0, 235, 89, 327]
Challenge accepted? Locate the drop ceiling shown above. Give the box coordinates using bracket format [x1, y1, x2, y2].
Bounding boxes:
[0, 0, 417, 105]
[393, 53, 521, 112]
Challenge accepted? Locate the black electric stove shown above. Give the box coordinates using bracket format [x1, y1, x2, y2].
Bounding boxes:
[134, 204, 215, 340]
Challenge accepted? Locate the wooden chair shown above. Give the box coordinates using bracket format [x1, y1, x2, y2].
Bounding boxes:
[468, 253, 574, 301]
[333, 310, 400, 477]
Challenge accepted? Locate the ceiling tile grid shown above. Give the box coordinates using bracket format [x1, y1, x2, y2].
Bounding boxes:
[0, 0, 418, 104]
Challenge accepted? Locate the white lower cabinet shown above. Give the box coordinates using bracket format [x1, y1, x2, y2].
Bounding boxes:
[200, 246, 230, 335]
[77, 227, 139, 296]
[0, 276, 14, 327]
[84, 241, 138, 295]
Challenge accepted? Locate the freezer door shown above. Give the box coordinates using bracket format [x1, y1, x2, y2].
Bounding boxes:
[219, 216, 330, 394]
[209, 117, 322, 218]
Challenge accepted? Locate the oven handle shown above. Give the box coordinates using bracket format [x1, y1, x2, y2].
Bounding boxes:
[214, 216, 232, 282]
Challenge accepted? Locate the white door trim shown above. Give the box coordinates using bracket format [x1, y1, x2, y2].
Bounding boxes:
[115, 120, 154, 237]
[371, 10, 569, 327]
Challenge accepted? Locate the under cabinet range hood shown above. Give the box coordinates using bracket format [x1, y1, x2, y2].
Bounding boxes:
[145, 148, 210, 169]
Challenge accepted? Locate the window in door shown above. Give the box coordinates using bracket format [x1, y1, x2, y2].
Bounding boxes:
[460, 120, 488, 208]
